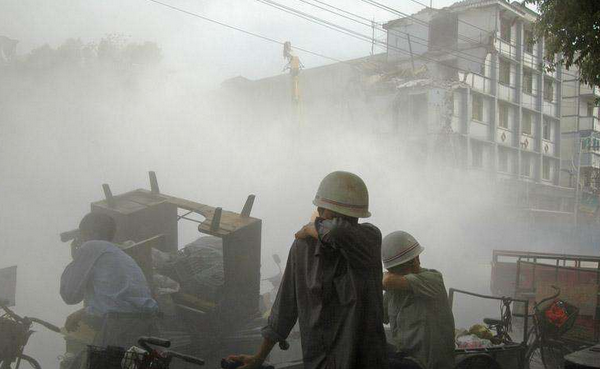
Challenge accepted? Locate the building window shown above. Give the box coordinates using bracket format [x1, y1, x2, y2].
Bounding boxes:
[521, 155, 531, 177]
[588, 102, 595, 117]
[524, 29, 534, 54]
[522, 111, 532, 135]
[543, 120, 551, 140]
[499, 149, 509, 172]
[499, 59, 511, 85]
[499, 102, 509, 128]
[544, 78, 554, 102]
[472, 142, 483, 168]
[500, 18, 511, 42]
[523, 69, 533, 94]
[542, 158, 551, 180]
[472, 93, 483, 122]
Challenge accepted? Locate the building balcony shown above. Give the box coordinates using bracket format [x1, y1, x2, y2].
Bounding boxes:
[461, 72, 493, 95]
[580, 84, 600, 97]
[580, 152, 600, 168]
[544, 68, 558, 79]
[523, 51, 539, 70]
[494, 38, 518, 61]
[520, 134, 537, 152]
[542, 140, 556, 157]
[542, 100, 559, 117]
[496, 127, 513, 146]
[498, 83, 517, 103]
[522, 91, 538, 111]
[579, 116, 600, 131]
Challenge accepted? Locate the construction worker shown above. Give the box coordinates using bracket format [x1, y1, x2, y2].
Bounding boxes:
[60, 212, 158, 344]
[381, 231, 455, 369]
[227, 171, 388, 369]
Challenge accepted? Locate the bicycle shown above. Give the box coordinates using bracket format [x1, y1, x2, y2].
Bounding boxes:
[524, 286, 586, 369]
[87, 336, 205, 369]
[0, 299, 61, 369]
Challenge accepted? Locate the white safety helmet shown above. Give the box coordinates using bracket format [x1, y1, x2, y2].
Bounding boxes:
[313, 171, 370, 218]
[381, 231, 424, 269]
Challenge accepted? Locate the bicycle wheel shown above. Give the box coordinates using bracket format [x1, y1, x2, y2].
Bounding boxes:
[525, 340, 568, 369]
[0, 355, 41, 369]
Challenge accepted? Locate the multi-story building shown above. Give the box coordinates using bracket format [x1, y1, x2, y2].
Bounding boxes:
[561, 66, 600, 192]
[224, 0, 578, 219]
[381, 0, 575, 216]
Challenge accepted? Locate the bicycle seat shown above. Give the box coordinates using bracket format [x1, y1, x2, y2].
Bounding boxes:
[483, 318, 503, 326]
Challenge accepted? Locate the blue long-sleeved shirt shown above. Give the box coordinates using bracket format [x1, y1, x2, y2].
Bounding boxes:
[60, 240, 158, 317]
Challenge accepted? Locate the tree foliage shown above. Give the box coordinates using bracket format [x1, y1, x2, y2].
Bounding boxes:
[526, 0, 600, 89]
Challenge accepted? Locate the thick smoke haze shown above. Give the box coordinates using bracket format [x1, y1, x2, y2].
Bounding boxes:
[0, 0, 584, 367]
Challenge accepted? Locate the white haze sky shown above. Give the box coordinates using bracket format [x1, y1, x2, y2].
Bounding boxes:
[1, 0, 462, 84]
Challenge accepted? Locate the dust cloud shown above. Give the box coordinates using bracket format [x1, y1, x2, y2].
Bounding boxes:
[0, 31, 582, 368]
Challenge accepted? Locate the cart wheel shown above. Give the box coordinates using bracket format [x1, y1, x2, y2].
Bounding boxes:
[525, 340, 569, 369]
[454, 354, 501, 369]
[0, 355, 42, 369]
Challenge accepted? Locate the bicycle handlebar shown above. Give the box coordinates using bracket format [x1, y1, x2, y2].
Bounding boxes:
[29, 317, 61, 333]
[138, 336, 171, 351]
[534, 285, 561, 312]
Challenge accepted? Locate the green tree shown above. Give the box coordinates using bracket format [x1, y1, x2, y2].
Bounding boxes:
[526, 0, 600, 90]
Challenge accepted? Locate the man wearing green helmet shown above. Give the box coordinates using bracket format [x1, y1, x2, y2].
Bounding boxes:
[381, 231, 455, 369]
[227, 171, 388, 369]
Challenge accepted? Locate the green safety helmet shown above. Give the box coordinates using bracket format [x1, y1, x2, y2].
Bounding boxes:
[381, 231, 424, 269]
[313, 171, 371, 218]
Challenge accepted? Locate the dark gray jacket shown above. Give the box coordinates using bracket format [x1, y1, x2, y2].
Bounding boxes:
[262, 218, 389, 369]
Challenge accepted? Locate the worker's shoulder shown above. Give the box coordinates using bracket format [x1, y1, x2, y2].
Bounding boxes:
[417, 268, 446, 282]
[289, 237, 317, 255]
[357, 222, 382, 236]
[79, 240, 121, 257]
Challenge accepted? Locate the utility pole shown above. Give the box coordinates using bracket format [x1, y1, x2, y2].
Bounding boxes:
[371, 19, 375, 55]
[407, 34, 415, 72]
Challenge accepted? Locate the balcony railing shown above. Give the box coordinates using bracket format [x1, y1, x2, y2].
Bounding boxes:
[543, 100, 558, 117]
[494, 38, 518, 60]
[523, 52, 539, 70]
[498, 83, 517, 103]
[580, 84, 600, 97]
[522, 91, 538, 111]
[460, 72, 493, 94]
[579, 116, 600, 131]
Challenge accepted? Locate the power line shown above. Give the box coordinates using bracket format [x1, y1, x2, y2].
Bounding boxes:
[362, 0, 483, 45]
[299, 0, 501, 73]
[405, 0, 492, 34]
[143, 0, 346, 65]
[258, 0, 517, 79]
[257, 0, 581, 109]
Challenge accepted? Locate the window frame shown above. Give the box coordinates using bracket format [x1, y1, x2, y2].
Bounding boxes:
[500, 18, 512, 43]
[523, 69, 533, 94]
[521, 155, 531, 177]
[542, 158, 551, 180]
[499, 59, 511, 86]
[543, 77, 554, 102]
[472, 93, 484, 122]
[524, 29, 534, 54]
[499, 102, 509, 129]
[522, 111, 533, 135]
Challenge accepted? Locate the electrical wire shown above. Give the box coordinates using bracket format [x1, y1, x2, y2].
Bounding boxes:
[299, 0, 508, 75]
[257, 0, 581, 104]
[144, 0, 347, 65]
[361, 0, 582, 81]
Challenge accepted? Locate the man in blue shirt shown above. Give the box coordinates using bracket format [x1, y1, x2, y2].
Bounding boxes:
[60, 212, 158, 335]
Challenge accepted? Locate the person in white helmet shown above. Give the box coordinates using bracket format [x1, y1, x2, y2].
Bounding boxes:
[227, 171, 388, 369]
[381, 231, 455, 369]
